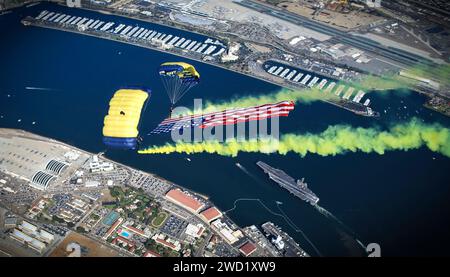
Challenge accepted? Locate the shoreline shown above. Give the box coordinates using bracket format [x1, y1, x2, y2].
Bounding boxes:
[23, 17, 376, 117]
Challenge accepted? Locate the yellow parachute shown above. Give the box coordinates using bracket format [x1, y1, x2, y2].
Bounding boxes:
[102, 88, 150, 149]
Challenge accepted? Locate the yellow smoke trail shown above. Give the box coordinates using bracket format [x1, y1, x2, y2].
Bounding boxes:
[138, 119, 450, 158]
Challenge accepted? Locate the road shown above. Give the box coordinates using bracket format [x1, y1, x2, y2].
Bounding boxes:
[74, 203, 99, 229]
[194, 231, 212, 257]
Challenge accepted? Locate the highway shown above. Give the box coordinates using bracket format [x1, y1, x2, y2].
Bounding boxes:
[236, 0, 435, 67]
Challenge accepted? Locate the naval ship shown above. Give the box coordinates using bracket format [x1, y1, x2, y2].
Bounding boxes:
[257, 161, 319, 205]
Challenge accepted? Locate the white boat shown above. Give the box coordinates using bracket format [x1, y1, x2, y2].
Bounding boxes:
[196, 44, 208, 53]
[77, 18, 89, 26]
[161, 34, 172, 42]
[212, 48, 226, 56]
[143, 30, 152, 39]
[273, 67, 284, 75]
[352, 90, 366, 103]
[133, 27, 145, 38]
[54, 14, 66, 23]
[127, 26, 139, 36]
[167, 36, 178, 45]
[286, 70, 297, 80]
[268, 66, 277, 74]
[143, 30, 152, 38]
[114, 24, 125, 34]
[175, 38, 186, 47]
[279, 68, 290, 78]
[317, 79, 328, 89]
[84, 19, 94, 27]
[300, 74, 311, 85]
[307, 76, 319, 87]
[191, 42, 202, 51]
[180, 39, 191, 48]
[43, 12, 54, 21]
[148, 31, 157, 40]
[60, 15, 71, 24]
[100, 22, 111, 31]
[162, 34, 173, 43]
[186, 40, 197, 50]
[293, 73, 304, 82]
[324, 82, 336, 93]
[363, 99, 371, 106]
[132, 27, 143, 37]
[71, 17, 82, 25]
[342, 87, 355, 100]
[49, 13, 60, 22]
[138, 30, 147, 38]
[94, 21, 104, 30]
[65, 16, 76, 24]
[121, 25, 132, 35]
[334, 85, 345, 96]
[144, 30, 152, 38]
[36, 10, 49, 20]
[89, 19, 99, 28]
[204, 45, 217, 54]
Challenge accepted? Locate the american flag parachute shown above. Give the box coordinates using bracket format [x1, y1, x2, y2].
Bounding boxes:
[150, 101, 295, 134]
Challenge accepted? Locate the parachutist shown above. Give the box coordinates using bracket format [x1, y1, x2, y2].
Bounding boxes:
[159, 62, 200, 107]
[102, 88, 150, 150]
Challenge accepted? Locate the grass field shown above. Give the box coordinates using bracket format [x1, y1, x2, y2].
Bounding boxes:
[151, 212, 168, 227]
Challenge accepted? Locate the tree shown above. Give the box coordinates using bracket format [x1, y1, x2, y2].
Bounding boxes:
[52, 215, 65, 224]
[76, 227, 86, 233]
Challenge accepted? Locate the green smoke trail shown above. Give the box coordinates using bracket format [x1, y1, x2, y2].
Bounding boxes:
[189, 86, 340, 115]
[173, 64, 450, 117]
[138, 119, 450, 158]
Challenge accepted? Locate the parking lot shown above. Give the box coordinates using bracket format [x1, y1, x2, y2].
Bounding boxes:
[160, 215, 189, 238]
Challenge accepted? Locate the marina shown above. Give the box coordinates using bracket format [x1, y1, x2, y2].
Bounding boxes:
[263, 61, 376, 116]
[28, 9, 227, 57]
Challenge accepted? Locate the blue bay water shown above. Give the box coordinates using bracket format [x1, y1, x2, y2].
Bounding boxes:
[1, 2, 449, 256]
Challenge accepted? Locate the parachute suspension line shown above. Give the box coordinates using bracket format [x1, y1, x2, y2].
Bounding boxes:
[160, 76, 174, 104]
[158, 62, 200, 106]
[173, 81, 196, 104]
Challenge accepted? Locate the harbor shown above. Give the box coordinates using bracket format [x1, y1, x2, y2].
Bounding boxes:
[0, 128, 310, 257]
[263, 60, 379, 117]
[21, 6, 380, 118]
[30, 9, 226, 57]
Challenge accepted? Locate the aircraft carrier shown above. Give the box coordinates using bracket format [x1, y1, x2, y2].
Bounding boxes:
[257, 161, 319, 205]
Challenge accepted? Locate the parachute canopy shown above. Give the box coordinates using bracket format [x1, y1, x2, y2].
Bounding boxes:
[102, 88, 150, 150]
[158, 62, 200, 105]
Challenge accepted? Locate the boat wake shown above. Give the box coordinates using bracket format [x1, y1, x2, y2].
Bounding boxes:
[314, 204, 367, 251]
[25, 86, 57, 91]
[235, 162, 263, 183]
